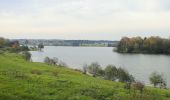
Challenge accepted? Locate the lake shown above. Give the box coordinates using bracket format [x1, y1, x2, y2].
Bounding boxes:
[30, 46, 170, 87]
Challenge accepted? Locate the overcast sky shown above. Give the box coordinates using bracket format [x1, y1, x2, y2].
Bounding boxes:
[0, 0, 170, 40]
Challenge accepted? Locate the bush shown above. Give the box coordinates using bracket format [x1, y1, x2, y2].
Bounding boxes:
[149, 72, 166, 88]
[58, 60, 67, 67]
[117, 68, 134, 83]
[82, 64, 88, 74]
[38, 43, 44, 51]
[22, 51, 31, 61]
[131, 81, 145, 93]
[20, 46, 29, 51]
[88, 62, 101, 77]
[44, 57, 59, 66]
[97, 68, 105, 76]
[124, 82, 131, 90]
[51, 57, 58, 65]
[44, 57, 50, 64]
[104, 65, 118, 81]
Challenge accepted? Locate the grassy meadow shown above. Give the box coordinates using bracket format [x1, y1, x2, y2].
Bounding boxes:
[0, 52, 170, 100]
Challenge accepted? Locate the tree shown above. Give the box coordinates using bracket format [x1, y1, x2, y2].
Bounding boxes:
[11, 41, 20, 49]
[52, 57, 58, 65]
[22, 51, 31, 61]
[44, 57, 60, 66]
[131, 81, 145, 93]
[104, 65, 118, 81]
[160, 79, 167, 89]
[20, 46, 29, 51]
[82, 64, 88, 74]
[117, 68, 134, 83]
[38, 43, 44, 51]
[25, 40, 29, 46]
[58, 60, 67, 67]
[44, 57, 50, 65]
[88, 62, 101, 77]
[149, 72, 166, 88]
[117, 37, 130, 53]
[97, 68, 105, 76]
[117, 36, 170, 54]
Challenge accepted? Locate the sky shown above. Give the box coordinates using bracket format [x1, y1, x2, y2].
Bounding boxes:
[0, 0, 170, 40]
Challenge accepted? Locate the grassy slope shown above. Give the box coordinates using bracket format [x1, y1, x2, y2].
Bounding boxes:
[0, 53, 170, 100]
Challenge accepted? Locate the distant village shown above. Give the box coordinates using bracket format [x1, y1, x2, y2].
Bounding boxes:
[13, 39, 119, 47]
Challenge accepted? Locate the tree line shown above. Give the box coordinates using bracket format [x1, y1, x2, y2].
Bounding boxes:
[82, 62, 167, 90]
[44, 57, 67, 67]
[117, 36, 170, 54]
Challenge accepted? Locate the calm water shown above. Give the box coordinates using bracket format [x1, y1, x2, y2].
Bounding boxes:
[30, 46, 170, 87]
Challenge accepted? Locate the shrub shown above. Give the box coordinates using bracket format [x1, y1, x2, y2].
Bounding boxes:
[22, 51, 31, 61]
[104, 65, 118, 81]
[44, 57, 59, 66]
[51, 57, 58, 65]
[124, 82, 131, 90]
[97, 68, 105, 76]
[82, 64, 88, 74]
[117, 68, 134, 83]
[88, 62, 101, 77]
[149, 72, 166, 88]
[131, 81, 145, 93]
[58, 60, 67, 67]
[20, 45, 29, 51]
[44, 57, 50, 64]
[38, 43, 44, 51]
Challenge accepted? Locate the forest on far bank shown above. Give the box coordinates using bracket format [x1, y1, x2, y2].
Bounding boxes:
[117, 36, 170, 54]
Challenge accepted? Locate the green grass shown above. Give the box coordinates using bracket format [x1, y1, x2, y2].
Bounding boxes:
[0, 53, 170, 100]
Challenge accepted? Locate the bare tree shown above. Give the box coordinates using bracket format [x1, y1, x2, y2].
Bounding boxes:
[149, 72, 166, 88]
[88, 62, 101, 77]
[82, 64, 88, 74]
[104, 65, 118, 81]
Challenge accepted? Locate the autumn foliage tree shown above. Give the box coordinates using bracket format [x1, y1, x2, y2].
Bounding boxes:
[117, 36, 170, 54]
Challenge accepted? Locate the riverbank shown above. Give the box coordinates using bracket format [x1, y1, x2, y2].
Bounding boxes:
[0, 52, 170, 100]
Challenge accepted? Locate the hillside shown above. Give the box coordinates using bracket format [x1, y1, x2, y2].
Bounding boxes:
[0, 53, 170, 100]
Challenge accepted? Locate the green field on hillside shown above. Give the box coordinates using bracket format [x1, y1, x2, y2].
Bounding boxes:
[0, 53, 170, 100]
